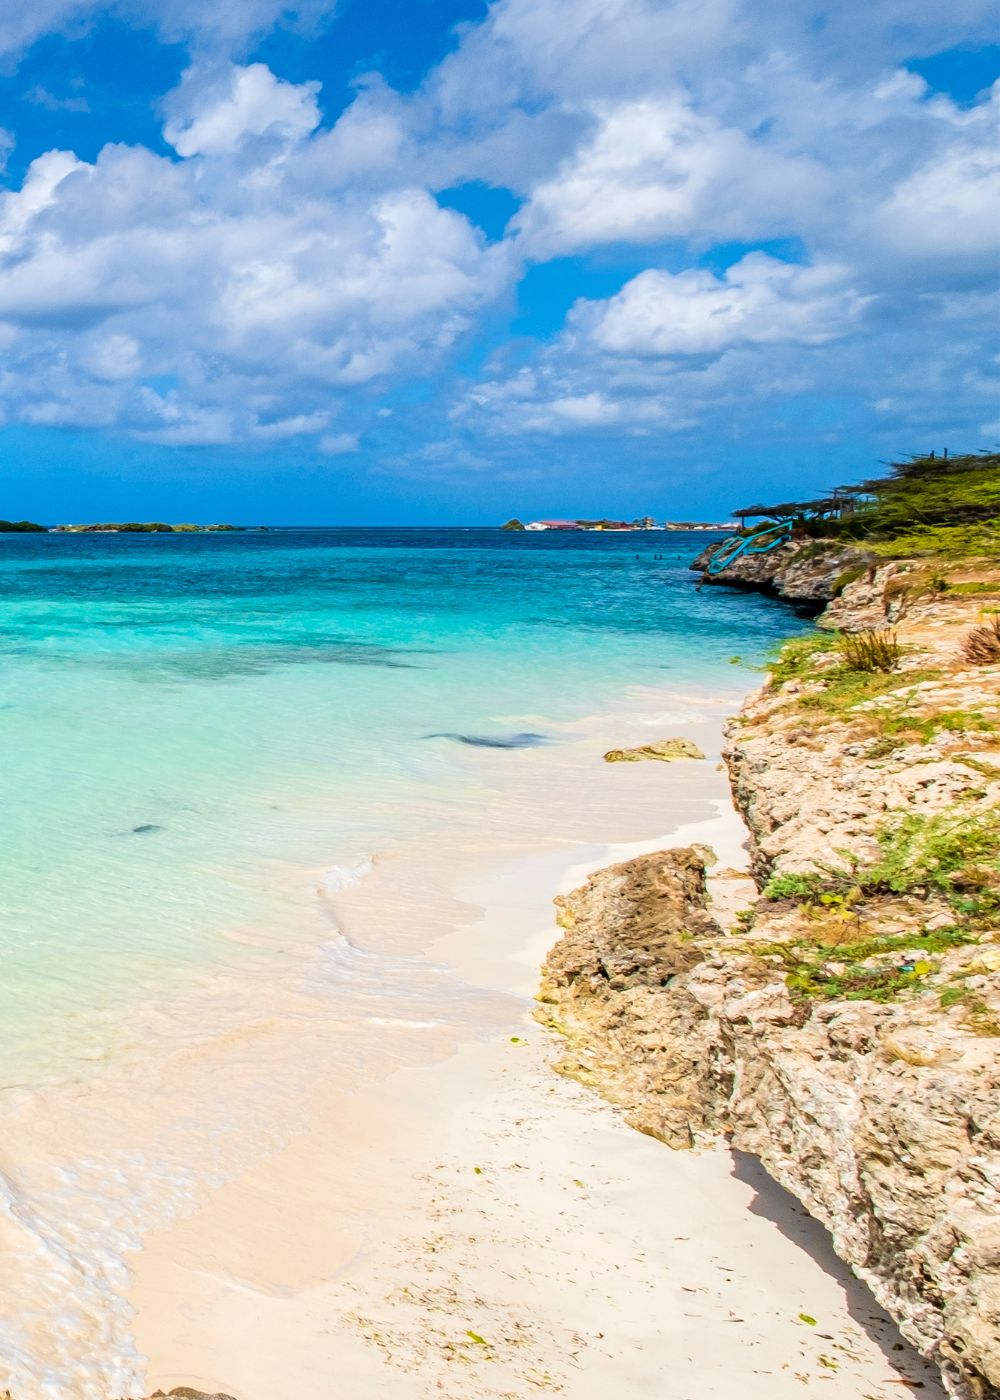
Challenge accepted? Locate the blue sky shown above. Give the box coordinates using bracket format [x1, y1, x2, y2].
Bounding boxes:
[0, 1, 996, 525]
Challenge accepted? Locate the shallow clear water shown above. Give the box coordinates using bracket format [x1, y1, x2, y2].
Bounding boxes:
[0, 526, 820, 1397]
[0, 527, 804, 1086]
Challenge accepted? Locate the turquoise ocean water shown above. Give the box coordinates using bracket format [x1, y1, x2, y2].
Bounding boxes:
[0, 526, 816, 1396]
[0, 527, 804, 1087]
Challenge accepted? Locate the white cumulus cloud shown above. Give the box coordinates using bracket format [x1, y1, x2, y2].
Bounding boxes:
[164, 64, 322, 158]
[582, 256, 869, 357]
[0, 0, 995, 467]
[0, 68, 512, 444]
[511, 99, 825, 254]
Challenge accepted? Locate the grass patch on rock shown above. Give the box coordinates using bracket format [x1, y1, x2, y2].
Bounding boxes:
[752, 924, 979, 1004]
[750, 803, 1000, 1013]
[765, 632, 840, 687]
[793, 667, 942, 722]
[763, 806, 1000, 913]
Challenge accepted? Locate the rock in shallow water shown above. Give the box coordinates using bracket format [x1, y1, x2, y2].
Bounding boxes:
[146, 1389, 238, 1400]
[603, 737, 705, 762]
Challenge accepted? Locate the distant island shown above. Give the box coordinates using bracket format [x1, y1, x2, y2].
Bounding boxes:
[0, 520, 266, 533]
[51, 522, 250, 533]
[500, 517, 736, 532]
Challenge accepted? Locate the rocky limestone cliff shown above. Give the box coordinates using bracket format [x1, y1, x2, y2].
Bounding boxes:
[535, 585, 1000, 1399]
[690, 537, 1000, 626]
[690, 536, 873, 604]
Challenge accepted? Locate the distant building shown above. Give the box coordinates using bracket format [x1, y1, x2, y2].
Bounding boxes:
[525, 521, 548, 530]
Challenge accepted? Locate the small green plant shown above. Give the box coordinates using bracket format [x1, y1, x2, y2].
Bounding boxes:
[763, 872, 823, 900]
[753, 926, 978, 1006]
[879, 706, 995, 746]
[949, 580, 1000, 596]
[765, 632, 839, 687]
[787, 541, 838, 564]
[838, 629, 901, 673]
[865, 735, 903, 759]
[795, 666, 940, 724]
[939, 986, 1000, 1036]
[832, 565, 867, 596]
[928, 572, 950, 592]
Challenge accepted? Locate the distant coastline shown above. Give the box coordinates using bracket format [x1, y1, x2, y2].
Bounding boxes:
[3, 519, 738, 536]
[49, 522, 256, 533]
[501, 516, 737, 532]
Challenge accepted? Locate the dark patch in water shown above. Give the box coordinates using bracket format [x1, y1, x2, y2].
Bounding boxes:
[427, 732, 549, 749]
[133, 824, 163, 833]
[16, 640, 428, 682]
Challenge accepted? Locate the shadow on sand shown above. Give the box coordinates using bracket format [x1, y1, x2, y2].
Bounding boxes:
[730, 1149, 946, 1395]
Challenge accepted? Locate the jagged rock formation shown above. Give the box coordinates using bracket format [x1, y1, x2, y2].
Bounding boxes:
[690, 542, 1000, 626]
[536, 592, 1000, 1399]
[690, 537, 872, 604]
[818, 557, 1000, 632]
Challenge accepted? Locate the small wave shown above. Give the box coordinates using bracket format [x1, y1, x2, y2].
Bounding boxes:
[321, 855, 374, 893]
[426, 732, 549, 748]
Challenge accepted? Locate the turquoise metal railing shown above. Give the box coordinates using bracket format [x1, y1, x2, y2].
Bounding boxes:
[704, 524, 793, 576]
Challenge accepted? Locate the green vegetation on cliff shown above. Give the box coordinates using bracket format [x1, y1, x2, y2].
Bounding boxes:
[843, 450, 1000, 541]
[737, 450, 1000, 556]
[0, 519, 45, 532]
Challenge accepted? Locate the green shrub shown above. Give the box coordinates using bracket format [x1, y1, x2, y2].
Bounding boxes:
[858, 807, 1000, 907]
[838, 629, 901, 673]
[763, 872, 823, 900]
[872, 518, 1000, 559]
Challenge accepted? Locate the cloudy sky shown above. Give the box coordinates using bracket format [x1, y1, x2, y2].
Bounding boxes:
[0, 0, 996, 523]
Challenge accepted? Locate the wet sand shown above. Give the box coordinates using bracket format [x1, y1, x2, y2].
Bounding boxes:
[129, 792, 944, 1399]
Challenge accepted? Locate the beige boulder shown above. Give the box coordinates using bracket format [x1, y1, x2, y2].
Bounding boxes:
[603, 737, 705, 763]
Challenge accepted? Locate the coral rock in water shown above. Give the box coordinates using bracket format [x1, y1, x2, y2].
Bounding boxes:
[603, 737, 705, 762]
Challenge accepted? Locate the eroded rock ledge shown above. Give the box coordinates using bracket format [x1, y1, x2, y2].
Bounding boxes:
[535, 597, 1000, 1400]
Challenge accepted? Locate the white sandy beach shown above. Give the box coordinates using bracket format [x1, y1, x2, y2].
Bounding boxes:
[125, 710, 945, 1400]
